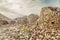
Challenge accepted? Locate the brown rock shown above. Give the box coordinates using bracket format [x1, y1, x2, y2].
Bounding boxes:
[0, 20, 9, 25]
[37, 7, 60, 29]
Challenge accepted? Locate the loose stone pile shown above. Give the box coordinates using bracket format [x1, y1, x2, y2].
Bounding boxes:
[0, 7, 60, 40]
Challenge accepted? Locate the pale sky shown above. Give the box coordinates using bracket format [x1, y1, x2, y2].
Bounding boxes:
[0, 0, 60, 19]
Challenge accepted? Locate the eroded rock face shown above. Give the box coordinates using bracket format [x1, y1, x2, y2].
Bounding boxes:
[37, 7, 60, 29]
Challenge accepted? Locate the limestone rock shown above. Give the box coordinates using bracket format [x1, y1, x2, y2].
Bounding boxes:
[37, 7, 60, 29]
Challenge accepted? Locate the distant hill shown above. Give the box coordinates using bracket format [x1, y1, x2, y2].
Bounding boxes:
[0, 14, 13, 22]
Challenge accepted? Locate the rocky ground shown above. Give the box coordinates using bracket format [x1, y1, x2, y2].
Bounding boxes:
[0, 7, 60, 40]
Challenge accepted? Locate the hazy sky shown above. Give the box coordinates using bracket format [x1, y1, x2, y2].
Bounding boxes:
[42, 0, 59, 6]
[0, 0, 60, 19]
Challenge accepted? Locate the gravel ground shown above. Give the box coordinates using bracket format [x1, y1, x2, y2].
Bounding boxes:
[0, 7, 60, 40]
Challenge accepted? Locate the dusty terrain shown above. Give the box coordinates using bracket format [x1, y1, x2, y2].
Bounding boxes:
[0, 7, 60, 40]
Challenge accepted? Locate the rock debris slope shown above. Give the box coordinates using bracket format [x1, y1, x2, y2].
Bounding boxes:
[0, 7, 60, 40]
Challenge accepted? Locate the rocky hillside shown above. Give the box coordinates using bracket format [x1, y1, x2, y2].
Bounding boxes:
[0, 7, 60, 40]
[0, 14, 16, 26]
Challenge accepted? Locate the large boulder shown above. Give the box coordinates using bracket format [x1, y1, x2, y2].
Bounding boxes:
[37, 7, 60, 29]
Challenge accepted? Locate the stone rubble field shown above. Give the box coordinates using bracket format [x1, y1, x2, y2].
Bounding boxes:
[0, 7, 60, 40]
